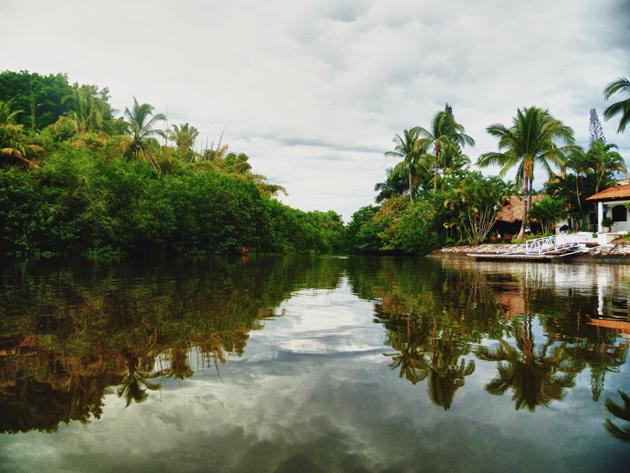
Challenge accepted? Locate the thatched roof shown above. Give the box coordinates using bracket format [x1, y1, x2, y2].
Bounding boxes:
[586, 184, 630, 202]
[496, 195, 545, 223]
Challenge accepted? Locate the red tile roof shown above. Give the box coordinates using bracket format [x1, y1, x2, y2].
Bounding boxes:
[586, 184, 630, 201]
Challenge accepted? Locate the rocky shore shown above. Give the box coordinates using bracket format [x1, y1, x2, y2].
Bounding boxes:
[435, 240, 630, 257]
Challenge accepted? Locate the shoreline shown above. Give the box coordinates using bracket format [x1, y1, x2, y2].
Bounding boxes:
[434, 241, 630, 258]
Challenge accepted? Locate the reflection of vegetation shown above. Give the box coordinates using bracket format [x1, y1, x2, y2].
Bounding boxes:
[604, 390, 630, 442]
[2, 255, 630, 434]
[475, 316, 580, 411]
[354, 257, 629, 414]
[353, 257, 503, 409]
[0, 256, 345, 432]
[117, 334, 162, 407]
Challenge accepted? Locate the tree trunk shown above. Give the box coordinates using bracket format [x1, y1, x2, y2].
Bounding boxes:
[433, 143, 440, 192]
[518, 171, 529, 240]
[433, 151, 438, 192]
[408, 170, 414, 202]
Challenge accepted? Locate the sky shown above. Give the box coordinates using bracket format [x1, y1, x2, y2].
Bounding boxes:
[2, 0, 630, 219]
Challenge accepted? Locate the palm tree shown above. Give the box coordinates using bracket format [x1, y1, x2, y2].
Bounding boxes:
[124, 97, 166, 173]
[164, 122, 199, 160]
[418, 104, 474, 192]
[0, 124, 41, 167]
[64, 85, 105, 132]
[604, 77, 630, 133]
[385, 128, 431, 201]
[588, 141, 626, 193]
[0, 100, 22, 125]
[477, 107, 575, 239]
[563, 147, 591, 214]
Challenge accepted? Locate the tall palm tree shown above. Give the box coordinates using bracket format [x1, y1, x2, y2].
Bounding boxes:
[124, 98, 166, 173]
[604, 76, 630, 133]
[385, 128, 431, 201]
[477, 107, 575, 239]
[588, 141, 626, 193]
[418, 104, 474, 192]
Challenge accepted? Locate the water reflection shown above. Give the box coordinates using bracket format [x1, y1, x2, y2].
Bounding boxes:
[0, 255, 629, 471]
[0, 256, 346, 433]
[605, 390, 630, 442]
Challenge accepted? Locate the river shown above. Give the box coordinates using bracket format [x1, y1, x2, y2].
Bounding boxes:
[0, 255, 628, 472]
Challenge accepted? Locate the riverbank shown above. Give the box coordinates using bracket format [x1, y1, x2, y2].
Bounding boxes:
[435, 240, 630, 258]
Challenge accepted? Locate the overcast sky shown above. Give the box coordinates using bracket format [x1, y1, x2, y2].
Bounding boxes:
[2, 0, 630, 219]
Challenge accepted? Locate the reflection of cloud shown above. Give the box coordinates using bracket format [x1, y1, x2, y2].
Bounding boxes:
[1, 281, 628, 473]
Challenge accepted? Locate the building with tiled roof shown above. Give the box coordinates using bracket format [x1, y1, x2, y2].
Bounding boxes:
[587, 183, 630, 233]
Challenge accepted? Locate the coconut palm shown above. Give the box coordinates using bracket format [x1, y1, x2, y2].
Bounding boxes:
[418, 104, 474, 192]
[0, 100, 22, 125]
[0, 124, 41, 167]
[64, 85, 106, 132]
[563, 147, 591, 213]
[477, 107, 575, 239]
[165, 122, 199, 159]
[588, 141, 626, 193]
[604, 76, 630, 133]
[385, 128, 431, 201]
[124, 97, 166, 173]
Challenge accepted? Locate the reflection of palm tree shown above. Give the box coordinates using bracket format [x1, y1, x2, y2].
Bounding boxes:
[428, 358, 475, 409]
[387, 342, 431, 385]
[385, 316, 475, 410]
[475, 317, 579, 411]
[117, 331, 162, 407]
[604, 390, 630, 442]
[117, 352, 160, 407]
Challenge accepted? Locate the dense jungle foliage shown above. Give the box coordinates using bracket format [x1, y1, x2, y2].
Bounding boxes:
[1, 70, 627, 257]
[0, 71, 346, 257]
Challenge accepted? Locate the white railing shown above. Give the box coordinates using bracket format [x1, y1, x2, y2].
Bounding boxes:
[508, 235, 582, 255]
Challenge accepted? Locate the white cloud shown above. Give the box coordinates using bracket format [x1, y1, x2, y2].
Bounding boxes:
[2, 0, 629, 219]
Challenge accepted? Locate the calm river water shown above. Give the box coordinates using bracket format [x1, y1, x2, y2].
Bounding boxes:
[0, 255, 629, 472]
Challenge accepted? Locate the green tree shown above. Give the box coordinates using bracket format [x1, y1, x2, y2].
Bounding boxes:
[442, 172, 513, 244]
[0, 70, 73, 129]
[588, 140, 626, 193]
[477, 107, 575, 239]
[604, 76, 630, 133]
[528, 196, 566, 234]
[165, 122, 199, 160]
[124, 98, 166, 173]
[345, 205, 382, 253]
[418, 104, 474, 192]
[0, 124, 42, 167]
[64, 84, 109, 132]
[385, 128, 431, 201]
[0, 100, 22, 125]
[374, 166, 409, 203]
